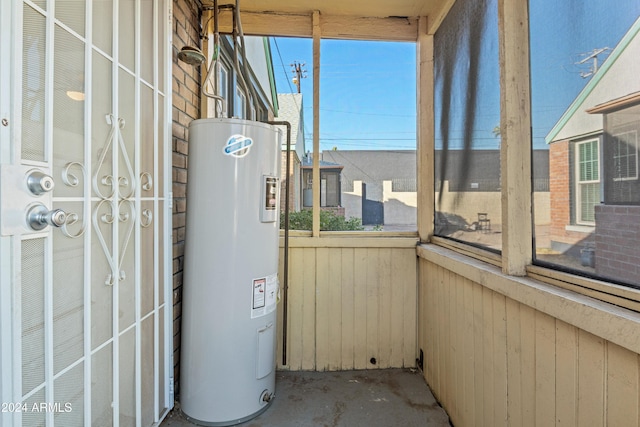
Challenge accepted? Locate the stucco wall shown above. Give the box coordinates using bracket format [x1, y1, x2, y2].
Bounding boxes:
[436, 181, 551, 227]
[344, 180, 550, 227]
[383, 181, 417, 225]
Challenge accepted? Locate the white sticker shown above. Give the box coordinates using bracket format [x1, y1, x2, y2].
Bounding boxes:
[251, 274, 278, 318]
[253, 278, 266, 309]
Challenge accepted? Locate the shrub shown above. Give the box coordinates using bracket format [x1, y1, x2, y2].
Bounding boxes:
[281, 209, 364, 231]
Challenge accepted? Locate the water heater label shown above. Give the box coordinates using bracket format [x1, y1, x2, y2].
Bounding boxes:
[261, 175, 279, 222]
[223, 134, 253, 158]
[251, 274, 278, 318]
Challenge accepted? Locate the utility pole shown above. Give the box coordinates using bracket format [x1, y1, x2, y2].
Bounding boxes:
[290, 61, 307, 93]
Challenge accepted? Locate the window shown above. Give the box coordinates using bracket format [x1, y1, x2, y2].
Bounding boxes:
[271, 37, 417, 232]
[612, 130, 638, 181]
[433, 0, 501, 250]
[602, 103, 640, 205]
[235, 86, 246, 119]
[320, 171, 340, 208]
[530, 0, 640, 286]
[575, 139, 600, 225]
[217, 62, 229, 117]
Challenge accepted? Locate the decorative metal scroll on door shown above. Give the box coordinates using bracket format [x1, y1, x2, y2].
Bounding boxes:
[60, 113, 154, 285]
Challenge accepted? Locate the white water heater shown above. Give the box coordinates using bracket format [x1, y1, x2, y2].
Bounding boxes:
[181, 118, 281, 425]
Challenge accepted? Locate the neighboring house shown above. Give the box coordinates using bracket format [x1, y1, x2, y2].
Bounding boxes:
[322, 149, 549, 229]
[276, 93, 306, 212]
[435, 149, 550, 229]
[546, 17, 640, 280]
[588, 92, 640, 282]
[321, 150, 417, 226]
[203, 35, 278, 121]
[301, 155, 345, 216]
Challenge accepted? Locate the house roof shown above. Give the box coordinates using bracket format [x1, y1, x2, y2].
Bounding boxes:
[321, 150, 416, 190]
[586, 91, 640, 114]
[302, 156, 343, 170]
[320, 149, 549, 192]
[546, 16, 640, 144]
[276, 93, 305, 157]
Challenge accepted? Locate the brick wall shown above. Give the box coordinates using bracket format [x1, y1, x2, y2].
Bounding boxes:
[280, 151, 301, 212]
[549, 141, 570, 239]
[172, 0, 202, 397]
[549, 140, 594, 250]
[594, 205, 640, 284]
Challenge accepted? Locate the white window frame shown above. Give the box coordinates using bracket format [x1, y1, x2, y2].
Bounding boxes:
[234, 86, 247, 119]
[612, 130, 638, 181]
[575, 138, 600, 226]
[217, 62, 229, 118]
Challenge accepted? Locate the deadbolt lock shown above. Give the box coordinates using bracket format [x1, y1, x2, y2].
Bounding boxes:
[27, 170, 55, 195]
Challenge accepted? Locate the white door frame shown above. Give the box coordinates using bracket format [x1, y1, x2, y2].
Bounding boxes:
[0, 1, 20, 425]
[0, 1, 174, 425]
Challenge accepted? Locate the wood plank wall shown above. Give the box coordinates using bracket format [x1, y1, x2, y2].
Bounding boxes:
[276, 235, 419, 371]
[419, 257, 640, 427]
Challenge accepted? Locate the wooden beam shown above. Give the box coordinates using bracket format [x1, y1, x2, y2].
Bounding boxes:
[427, 0, 456, 34]
[312, 11, 321, 237]
[282, 235, 419, 249]
[217, 10, 418, 41]
[498, 0, 532, 275]
[417, 16, 435, 243]
[218, 9, 311, 37]
[320, 15, 418, 41]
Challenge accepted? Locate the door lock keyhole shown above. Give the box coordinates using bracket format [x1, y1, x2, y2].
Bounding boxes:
[27, 204, 67, 231]
[27, 170, 55, 195]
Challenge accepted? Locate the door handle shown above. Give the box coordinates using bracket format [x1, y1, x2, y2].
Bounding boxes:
[26, 204, 67, 230]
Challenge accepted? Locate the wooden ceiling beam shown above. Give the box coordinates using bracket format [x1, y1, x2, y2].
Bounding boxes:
[217, 9, 419, 41]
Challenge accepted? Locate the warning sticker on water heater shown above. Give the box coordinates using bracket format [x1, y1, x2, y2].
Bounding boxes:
[251, 274, 278, 318]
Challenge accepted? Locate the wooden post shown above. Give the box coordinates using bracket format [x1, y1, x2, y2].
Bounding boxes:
[417, 16, 435, 242]
[498, 0, 532, 275]
[312, 11, 321, 237]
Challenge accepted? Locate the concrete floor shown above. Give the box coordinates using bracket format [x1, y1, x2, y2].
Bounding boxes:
[161, 369, 450, 427]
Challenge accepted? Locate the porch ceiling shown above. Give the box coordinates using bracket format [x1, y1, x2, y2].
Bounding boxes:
[210, 0, 453, 40]
[219, 0, 449, 19]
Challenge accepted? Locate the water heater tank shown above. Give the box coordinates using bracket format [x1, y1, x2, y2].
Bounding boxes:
[181, 118, 282, 425]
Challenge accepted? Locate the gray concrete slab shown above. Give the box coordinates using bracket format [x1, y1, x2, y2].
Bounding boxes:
[161, 369, 450, 427]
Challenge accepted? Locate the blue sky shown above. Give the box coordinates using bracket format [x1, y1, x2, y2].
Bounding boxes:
[529, 0, 640, 148]
[268, 1, 639, 153]
[270, 38, 417, 152]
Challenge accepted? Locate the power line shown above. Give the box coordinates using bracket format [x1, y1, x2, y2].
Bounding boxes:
[319, 108, 415, 118]
[272, 39, 296, 95]
[318, 137, 416, 141]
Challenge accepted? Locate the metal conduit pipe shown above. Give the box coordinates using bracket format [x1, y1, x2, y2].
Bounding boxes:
[235, 0, 260, 120]
[266, 120, 291, 367]
[228, 2, 254, 119]
[201, 0, 224, 116]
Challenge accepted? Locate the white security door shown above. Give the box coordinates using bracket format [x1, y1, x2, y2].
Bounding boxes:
[0, 1, 173, 426]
